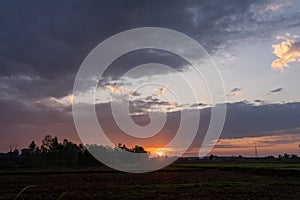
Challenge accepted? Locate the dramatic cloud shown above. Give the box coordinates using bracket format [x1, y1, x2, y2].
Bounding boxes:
[103, 49, 189, 79]
[0, 0, 299, 104]
[220, 101, 300, 139]
[271, 33, 300, 72]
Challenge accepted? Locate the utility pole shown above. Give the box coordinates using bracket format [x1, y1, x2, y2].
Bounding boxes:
[254, 145, 258, 158]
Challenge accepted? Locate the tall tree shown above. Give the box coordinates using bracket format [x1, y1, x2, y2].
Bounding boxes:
[28, 141, 36, 153]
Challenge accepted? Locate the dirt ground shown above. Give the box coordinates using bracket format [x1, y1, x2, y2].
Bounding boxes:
[0, 164, 299, 200]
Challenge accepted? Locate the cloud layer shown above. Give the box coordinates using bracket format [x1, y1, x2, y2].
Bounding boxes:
[2, 98, 300, 153]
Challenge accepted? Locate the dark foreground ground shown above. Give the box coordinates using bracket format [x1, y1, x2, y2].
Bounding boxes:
[1, 161, 300, 200]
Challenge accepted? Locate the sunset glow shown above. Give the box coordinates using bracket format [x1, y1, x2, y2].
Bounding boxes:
[156, 151, 164, 157]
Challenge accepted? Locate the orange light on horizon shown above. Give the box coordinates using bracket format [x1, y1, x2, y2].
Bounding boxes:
[156, 151, 164, 157]
[146, 147, 176, 157]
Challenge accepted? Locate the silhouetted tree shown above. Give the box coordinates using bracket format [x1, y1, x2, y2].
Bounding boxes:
[1, 135, 150, 168]
[29, 141, 36, 153]
[41, 135, 53, 153]
[284, 153, 291, 159]
[291, 154, 298, 159]
[60, 139, 80, 166]
[132, 145, 147, 153]
[50, 136, 60, 152]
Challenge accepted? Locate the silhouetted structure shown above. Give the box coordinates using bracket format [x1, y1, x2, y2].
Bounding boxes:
[255, 145, 258, 158]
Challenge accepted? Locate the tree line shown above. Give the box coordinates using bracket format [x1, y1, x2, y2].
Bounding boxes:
[0, 135, 149, 169]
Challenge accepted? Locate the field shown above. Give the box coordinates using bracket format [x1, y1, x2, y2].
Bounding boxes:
[0, 161, 300, 200]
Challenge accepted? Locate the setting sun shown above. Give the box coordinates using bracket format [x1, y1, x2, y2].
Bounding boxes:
[156, 151, 164, 157]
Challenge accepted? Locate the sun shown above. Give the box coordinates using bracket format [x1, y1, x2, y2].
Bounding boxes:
[156, 151, 164, 157]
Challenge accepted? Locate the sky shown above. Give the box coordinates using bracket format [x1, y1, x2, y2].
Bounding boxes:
[1, 0, 300, 157]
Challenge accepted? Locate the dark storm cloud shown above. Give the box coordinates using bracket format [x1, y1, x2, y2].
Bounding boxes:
[183, 101, 300, 149]
[0, 0, 138, 99]
[221, 101, 300, 138]
[0, 0, 284, 101]
[270, 88, 283, 93]
[0, 98, 72, 126]
[0, 0, 294, 79]
[103, 49, 189, 80]
[0, 75, 74, 100]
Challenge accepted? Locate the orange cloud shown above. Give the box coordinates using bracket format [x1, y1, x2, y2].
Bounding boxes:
[155, 85, 167, 96]
[216, 134, 300, 147]
[106, 84, 123, 94]
[211, 134, 300, 156]
[271, 33, 300, 72]
[49, 93, 74, 106]
[68, 94, 74, 104]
